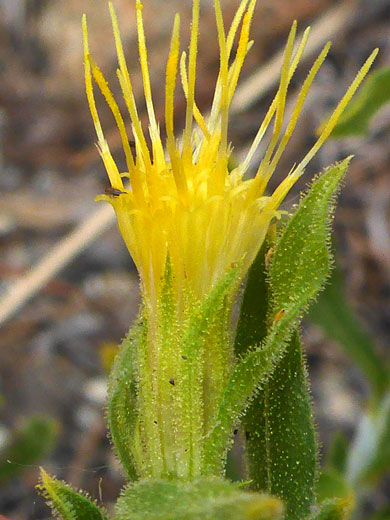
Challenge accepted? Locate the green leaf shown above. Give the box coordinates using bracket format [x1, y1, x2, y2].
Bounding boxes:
[114, 478, 284, 520]
[0, 415, 57, 484]
[316, 470, 352, 503]
[234, 240, 270, 358]
[203, 159, 349, 475]
[269, 162, 348, 313]
[181, 264, 241, 360]
[326, 432, 349, 475]
[233, 241, 272, 489]
[329, 68, 390, 137]
[177, 264, 242, 479]
[203, 300, 302, 475]
[308, 263, 389, 400]
[246, 332, 317, 520]
[234, 238, 317, 518]
[38, 469, 107, 520]
[346, 390, 390, 485]
[107, 323, 143, 481]
[309, 498, 353, 520]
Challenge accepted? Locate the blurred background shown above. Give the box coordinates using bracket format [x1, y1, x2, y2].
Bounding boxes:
[0, 0, 389, 518]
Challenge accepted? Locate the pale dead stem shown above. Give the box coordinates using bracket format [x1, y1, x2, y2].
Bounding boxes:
[0, 204, 114, 325]
[0, 1, 357, 326]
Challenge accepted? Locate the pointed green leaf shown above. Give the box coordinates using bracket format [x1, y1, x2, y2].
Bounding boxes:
[308, 263, 389, 400]
[178, 264, 242, 478]
[114, 478, 284, 520]
[234, 240, 317, 518]
[245, 331, 317, 520]
[107, 323, 143, 481]
[269, 160, 349, 313]
[309, 498, 353, 520]
[0, 415, 57, 484]
[203, 159, 349, 475]
[38, 469, 107, 520]
[330, 68, 390, 137]
[182, 264, 241, 360]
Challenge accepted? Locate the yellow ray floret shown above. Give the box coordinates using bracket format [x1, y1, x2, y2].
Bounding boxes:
[83, 0, 377, 310]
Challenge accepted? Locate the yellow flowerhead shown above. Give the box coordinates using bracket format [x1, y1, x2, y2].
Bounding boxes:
[83, 0, 376, 311]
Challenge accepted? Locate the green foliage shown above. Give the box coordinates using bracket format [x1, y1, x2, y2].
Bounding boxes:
[316, 433, 354, 513]
[0, 415, 57, 483]
[234, 240, 270, 358]
[234, 239, 317, 519]
[247, 332, 317, 520]
[308, 264, 389, 400]
[233, 241, 270, 488]
[309, 499, 353, 520]
[38, 469, 107, 520]
[307, 247, 390, 516]
[330, 68, 390, 137]
[203, 159, 349, 475]
[114, 478, 284, 520]
[346, 390, 390, 486]
[326, 432, 349, 475]
[178, 265, 242, 478]
[268, 161, 348, 314]
[180, 264, 240, 361]
[316, 470, 352, 504]
[107, 323, 142, 481]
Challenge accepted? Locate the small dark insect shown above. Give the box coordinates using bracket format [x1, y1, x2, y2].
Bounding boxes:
[105, 187, 125, 197]
[233, 429, 238, 435]
[181, 355, 188, 360]
[153, 420, 158, 425]
[169, 379, 175, 386]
